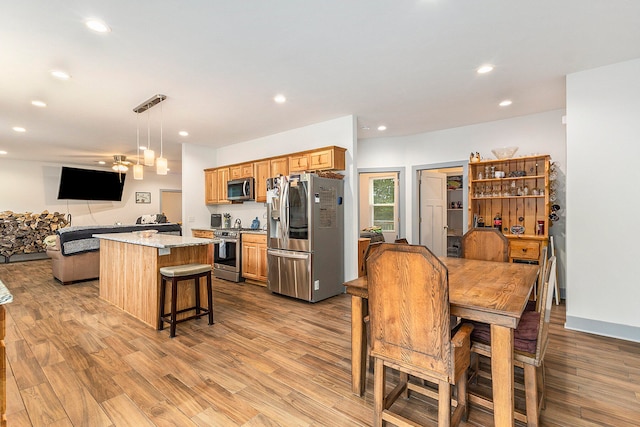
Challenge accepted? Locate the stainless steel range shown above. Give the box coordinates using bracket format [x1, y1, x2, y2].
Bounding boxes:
[212, 228, 252, 282]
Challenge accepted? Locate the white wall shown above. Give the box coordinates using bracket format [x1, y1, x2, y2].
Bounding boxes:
[358, 110, 567, 293]
[0, 158, 181, 226]
[565, 58, 640, 341]
[182, 115, 359, 280]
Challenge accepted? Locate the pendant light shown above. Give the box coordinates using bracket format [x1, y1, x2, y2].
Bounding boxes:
[132, 94, 167, 176]
[156, 100, 167, 175]
[144, 107, 155, 166]
[133, 112, 143, 180]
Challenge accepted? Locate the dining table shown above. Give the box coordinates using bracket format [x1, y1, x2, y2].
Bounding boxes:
[344, 256, 539, 427]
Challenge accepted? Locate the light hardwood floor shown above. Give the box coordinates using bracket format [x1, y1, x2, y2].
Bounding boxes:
[1, 259, 639, 426]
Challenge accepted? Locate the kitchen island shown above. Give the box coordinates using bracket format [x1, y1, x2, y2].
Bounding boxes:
[94, 232, 214, 329]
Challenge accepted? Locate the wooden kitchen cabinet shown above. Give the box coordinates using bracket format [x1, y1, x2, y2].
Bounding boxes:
[310, 146, 346, 170]
[230, 163, 254, 180]
[254, 160, 269, 203]
[204, 169, 217, 204]
[270, 157, 289, 178]
[289, 153, 310, 172]
[290, 146, 346, 173]
[204, 168, 231, 205]
[204, 146, 346, 204]
[468, 154, 550, 263]
[241, 233, 267, 284]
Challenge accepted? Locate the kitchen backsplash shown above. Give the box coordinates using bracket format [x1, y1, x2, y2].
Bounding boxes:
[208, 201, 267, 229]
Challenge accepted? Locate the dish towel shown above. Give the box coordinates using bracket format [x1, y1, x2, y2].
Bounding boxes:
[218, 239, 226, 259]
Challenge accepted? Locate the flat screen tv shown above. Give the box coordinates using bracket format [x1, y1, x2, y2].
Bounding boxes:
[57, 166, 126, 201]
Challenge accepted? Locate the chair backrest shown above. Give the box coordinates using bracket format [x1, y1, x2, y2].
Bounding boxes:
[394, 238, 409, 244]
[535, 245, 548, 311]
[532, 255, 556, 362]
[462, 228, 509, 262]
[367, 243, 452, 380]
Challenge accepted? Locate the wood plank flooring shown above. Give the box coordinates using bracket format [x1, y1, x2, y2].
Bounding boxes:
[1, 259, 639, 426]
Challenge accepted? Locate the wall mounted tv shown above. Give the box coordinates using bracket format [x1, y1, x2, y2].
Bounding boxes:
[57, 166, 126, 201]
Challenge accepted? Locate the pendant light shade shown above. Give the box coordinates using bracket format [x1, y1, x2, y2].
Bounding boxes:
[144, 148, 155, 166]
[133, 164, 144, 180]
[156, 156, 167, 175]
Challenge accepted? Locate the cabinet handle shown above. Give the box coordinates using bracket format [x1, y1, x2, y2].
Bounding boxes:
[522, 248, 528, 252]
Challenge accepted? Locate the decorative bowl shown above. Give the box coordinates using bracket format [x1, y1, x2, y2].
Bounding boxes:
[136, 229, 158, 238]
[491, 146, 519, 159]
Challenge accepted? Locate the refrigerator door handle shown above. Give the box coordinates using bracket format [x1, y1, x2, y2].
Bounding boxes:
[267, 248, 309, 260]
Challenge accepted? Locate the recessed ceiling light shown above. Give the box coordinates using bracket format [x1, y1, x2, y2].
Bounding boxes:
[12, 127, 26, 132]
[377, 125, 387, 131]
[274, 94, 286, 103]
[178, 131, 189, 137]
[85, 19, 111, 33]
[499, 99, 513, 107]
[361, 126, 370, 130]
[0, 151, 7, 155]
[50, 70, 71, 80]
[98, 161, 106, 165]
[31, 100, 47, 108]
[477, 64, 494, 74]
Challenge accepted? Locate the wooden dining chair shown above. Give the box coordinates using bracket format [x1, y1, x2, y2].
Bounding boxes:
[469, 256, 557, 427]
[367, 243, 474, 426]
[461, 228, 509, 262]
[394, 237, 409, 244]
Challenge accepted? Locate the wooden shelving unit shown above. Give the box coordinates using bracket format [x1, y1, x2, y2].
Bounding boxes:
[468, 154, 550, 263]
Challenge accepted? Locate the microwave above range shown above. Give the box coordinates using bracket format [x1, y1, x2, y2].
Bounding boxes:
[227, 177, 255, 201]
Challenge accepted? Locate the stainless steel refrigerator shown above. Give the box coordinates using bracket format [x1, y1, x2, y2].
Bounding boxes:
[266, 173, 344, 302]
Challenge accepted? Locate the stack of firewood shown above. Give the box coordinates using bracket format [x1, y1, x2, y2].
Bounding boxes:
[0, 211, 69, 258]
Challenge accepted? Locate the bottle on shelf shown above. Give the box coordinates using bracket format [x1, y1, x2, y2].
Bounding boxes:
[493, 213, 502, 230]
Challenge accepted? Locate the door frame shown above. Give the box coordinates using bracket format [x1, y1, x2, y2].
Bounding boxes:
[357, 167, 406, 241]
[412, 161, 469, 244]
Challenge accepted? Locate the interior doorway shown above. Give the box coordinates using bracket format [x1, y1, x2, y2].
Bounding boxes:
[160, 190, 182, 225]
[416, 164, 466, 257]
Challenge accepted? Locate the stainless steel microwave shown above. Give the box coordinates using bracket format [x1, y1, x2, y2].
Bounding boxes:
[227, 177, 255, 201]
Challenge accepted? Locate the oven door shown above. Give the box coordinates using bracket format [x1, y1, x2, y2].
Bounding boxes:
[213, 238, 243, 282]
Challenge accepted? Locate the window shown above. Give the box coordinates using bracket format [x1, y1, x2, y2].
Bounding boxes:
[370, 177, 396, 231]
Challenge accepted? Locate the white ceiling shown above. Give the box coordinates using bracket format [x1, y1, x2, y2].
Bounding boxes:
[2, 1, 640, 174]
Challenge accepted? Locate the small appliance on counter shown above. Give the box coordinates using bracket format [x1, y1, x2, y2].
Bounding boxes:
[211, 214, 222, 228]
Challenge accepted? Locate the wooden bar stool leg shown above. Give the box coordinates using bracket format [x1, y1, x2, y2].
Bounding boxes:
[194, 277, 201, 318]
[170, 277, 178, 338]
[206, 272, 214, 325]
[158, 276, 167, 330]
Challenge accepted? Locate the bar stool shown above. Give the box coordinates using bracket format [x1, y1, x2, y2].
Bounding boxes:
[158, 263, 214, 337]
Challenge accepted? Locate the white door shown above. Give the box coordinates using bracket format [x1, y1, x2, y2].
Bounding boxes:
[419, 171, 447, 256]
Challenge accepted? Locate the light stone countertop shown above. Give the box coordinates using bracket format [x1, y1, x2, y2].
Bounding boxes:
[0, 280, 13, 305]
[93, 232, 214, 249]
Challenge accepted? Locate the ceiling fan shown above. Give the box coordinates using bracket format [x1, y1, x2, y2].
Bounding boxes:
[112, 155, 132, 172]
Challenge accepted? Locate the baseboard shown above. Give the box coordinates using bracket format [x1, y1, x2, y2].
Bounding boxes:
[3, 252, 49, 263]
[565, 315, 640, 343]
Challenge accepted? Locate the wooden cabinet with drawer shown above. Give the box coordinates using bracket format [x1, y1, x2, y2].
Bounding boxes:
[508, 238, 542, 262]
[241, 233, 268, 284]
